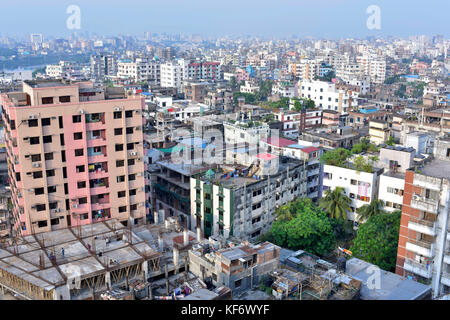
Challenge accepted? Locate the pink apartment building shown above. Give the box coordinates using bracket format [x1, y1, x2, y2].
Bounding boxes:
[1, 80, 146, 235]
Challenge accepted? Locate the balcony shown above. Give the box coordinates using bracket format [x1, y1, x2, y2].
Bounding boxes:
[307, 168, 320, 177]
[408, 219, 437, 237]
[441, 272, 450, 287]
[444, 253, 450, 265]
[413, 174, 441, 191]
[410, 196, 439, 214]
[406, 239, 435, 258]
[403, 258, 432, 279]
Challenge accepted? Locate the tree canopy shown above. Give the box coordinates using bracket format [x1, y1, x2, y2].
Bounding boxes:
[350, 211, 401, 272]
[320, 148, 351, 167]
[319, 187, 352, 220]
[263, 199, 336, 256]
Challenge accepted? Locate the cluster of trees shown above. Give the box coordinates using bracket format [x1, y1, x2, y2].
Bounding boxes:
[291, 97, 315, 111]
[350, 211, 401, 272]
[263, 190, 401, 272]
[262, 199, 336, 256]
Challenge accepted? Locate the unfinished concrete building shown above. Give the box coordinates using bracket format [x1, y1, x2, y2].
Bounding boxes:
[189, 241, 280, 294]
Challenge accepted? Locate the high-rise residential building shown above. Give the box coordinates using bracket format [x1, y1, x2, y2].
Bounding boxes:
[1, 80, 146, 235]
[187, 62, 221, 81]
[160, 60, 188, 93]
[90, 55, 117, 81]
[395, 137, 450, 298]
[117, 58, 160, 85]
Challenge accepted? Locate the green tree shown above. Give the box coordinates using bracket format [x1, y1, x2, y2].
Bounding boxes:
[320, 148, 351, 167]
[350, 211, 401, 272]
[264, 199, 336, 256]
[319, 187, 352, 220]
[386, 136, 395, 146]
[356, 198, 385, 223]
[353, 155, 374, 173]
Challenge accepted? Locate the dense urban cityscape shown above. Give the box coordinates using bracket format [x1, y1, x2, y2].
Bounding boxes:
[0, 1, 449, 308]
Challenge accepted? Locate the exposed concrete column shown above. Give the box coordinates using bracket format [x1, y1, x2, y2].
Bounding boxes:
[433, 189, 450, 298]
[158, 234, 164, 252]
[173, 247, 179, 267]
[142, 260, 148, 281]
[183, 229, 189, 246]
[197, 227, 202, 242]
[105, 271, 111, 289]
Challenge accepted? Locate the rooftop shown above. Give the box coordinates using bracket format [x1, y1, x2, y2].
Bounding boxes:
[346, 258, 431, 300]
[419, 159, 450, 180]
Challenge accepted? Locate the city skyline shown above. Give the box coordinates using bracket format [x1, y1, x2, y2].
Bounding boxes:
[0, 0, 449, 39]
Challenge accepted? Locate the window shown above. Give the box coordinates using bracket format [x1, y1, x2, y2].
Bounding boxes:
[58, 116, 63, 129]
[114, 128, 123, 135]
[129, 189, 137, 196]
[113, 111, 122, 119]
[74, 132, 83, 140]
[127, 143, 135, 150]
[128, 174, 136, 181]
[128, 159, 135, 166]
[33, 171, 43, 179]
[15, 172, 21, 181]
[119, 206, 127, 213]
[37, 220, 48, 228]
[116, 160, 124, 167]
[28, 119, 38, 127]
[35, 204, 46, 212]
[47, 186, 56, 193]
[46, 169, 55, 177]
[43, 135, 52, 143]
[30, 137, 40, 145]
[117, 176, 125, 183]
[76, 165, 85, 173]
[126, 127, 134, 134]
[60, 134, 65, 146]
[77, 181, 86, 189]
[130, 204, 137, 211]
[75, 149, 84, 157]
[49, 202, 58, 210]
[63, 167, 67, 178]
[10, 120, 15, 130]
[31, 154, 41, 162]
[42, 97, 53, 105]
[118, 191, 126, 198]
[44, 152, 53, 161]
[61, 150, 66, 162]
[73, 115, 82, 123]
[35, 188, 44, 195]
[59, 96, 70, 103]
[125, 110, 133, 118]
[41, 118, 51, 126]
[79, 197, 87, 204]
[234, 279, 242, 288]
[51, 218, 60, 226]
[115, 144, 124, 152]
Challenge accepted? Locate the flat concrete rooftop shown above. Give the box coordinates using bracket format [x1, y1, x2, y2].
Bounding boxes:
[420, 159, 450, 180]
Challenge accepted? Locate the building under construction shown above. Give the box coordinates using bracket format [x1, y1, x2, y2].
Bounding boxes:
[0, 218, 201, 300]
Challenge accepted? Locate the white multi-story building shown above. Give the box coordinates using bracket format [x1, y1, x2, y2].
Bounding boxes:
[117, 58, 160, 84]
[298, 80, 359, 115]
[322, 162, 383, 224]
[161, 60, 188, 93]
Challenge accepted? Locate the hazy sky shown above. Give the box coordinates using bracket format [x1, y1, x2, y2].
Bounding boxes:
[0, 0, 448, 39]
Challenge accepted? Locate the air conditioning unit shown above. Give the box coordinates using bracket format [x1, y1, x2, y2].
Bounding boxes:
[129, 151, 138, 157]
[23, 137, 29, 141]
[53, 208, 61, 213]
[114, 107, 122, 112]
[72, 204, 79, 209]
[26, 172, 32, 176]
[137, 172, 143, 177]
[137, 158, 143, 162]
[413, 194, 421, 201]
[27, 189, 34, 193]
[32, 162, 41, 168]
[79, 109, 85, 114]
[28, 115, 37, 120]
[139, 202, 145, 207]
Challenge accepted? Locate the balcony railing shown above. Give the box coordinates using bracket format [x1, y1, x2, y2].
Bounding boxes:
[408, 219, 437, 236]
[403, 258, 432, 279]
[410, 196, 439, 214]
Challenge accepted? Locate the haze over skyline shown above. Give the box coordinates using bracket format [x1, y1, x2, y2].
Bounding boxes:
[0, 0, 449, 39]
